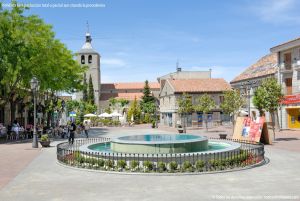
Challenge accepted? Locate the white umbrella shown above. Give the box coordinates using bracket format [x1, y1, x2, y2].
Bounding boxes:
[84, 113, 97, 117]
[111, 111, 122, 117]
[99, 112, 113, 118]
[238, 110, 248, 116]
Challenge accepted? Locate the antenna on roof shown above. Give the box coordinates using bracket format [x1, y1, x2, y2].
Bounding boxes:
[86, 21, 90, 33]
[176, 59, 182, 72]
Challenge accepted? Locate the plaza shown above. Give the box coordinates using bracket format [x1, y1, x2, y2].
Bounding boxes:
[0, 126, 300, 201]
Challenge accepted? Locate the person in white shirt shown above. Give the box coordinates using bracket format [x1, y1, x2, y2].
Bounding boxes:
[12, 120, 20, 140]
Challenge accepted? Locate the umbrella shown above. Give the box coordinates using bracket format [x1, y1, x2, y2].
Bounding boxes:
[84, 113, 97, 117]
[99, 112, 113, 118]
[111, 111, 122, 117]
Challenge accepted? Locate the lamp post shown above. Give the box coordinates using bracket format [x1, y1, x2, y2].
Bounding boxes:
[30, 77, 40, 148]
[241, 80, 257, 118]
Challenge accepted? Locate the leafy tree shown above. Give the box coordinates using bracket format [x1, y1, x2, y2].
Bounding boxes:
[88, 75, 95, 104]
[177, 93, 194, 133]
[65, 100, 97, 123]
[82, 73, 88, 102]
[127, 96, 141, 123]
[194, 94, 216, 131]
[253, 78, 283, 139]
[221, 89, 245, 130]
[140, 80, 156, 123]
[0, 2, 84, 122]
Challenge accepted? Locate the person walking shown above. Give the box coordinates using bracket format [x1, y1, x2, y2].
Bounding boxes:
[68, 121, 76, 145]
[83, 121, 89, 138]
[12, 120, 20, 140]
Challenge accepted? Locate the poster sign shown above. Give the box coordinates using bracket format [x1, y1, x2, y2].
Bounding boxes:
[233, 116, 271, 144]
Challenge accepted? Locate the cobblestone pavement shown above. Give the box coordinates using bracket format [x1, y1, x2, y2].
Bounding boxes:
[0, 125, 299, 201]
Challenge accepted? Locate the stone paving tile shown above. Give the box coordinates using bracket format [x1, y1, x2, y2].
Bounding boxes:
[0, 142, 42, 189]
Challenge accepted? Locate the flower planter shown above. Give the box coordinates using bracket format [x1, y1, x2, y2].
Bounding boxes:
[39, 141, 51, 147]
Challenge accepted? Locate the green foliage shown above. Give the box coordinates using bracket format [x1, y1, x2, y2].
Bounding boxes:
[66, 100, 97, 122]
[0, 2, 84, 120]
[182, 161, 193, 172]
[105, 160, 114, 168]
[157, 162, 166, 172]
[169, 161, 178, 172]
[221, 89, 245, 116]
[40, 134, 49, 142]
[253, 78, 283, 137]
[127, 96, 141, 123]
[117, 160, 127, 169]
[194, 94, 216, 131]
[104, 107, 111, 114]
[88, 75, 95, 104]
[97, 159, 105, 167]
[130, 160, 139, 169]
[82, 73, 88, 102]
[143, 160, 153, 171]
[177, 93, 194, 115]
[195, 160, 205, 171]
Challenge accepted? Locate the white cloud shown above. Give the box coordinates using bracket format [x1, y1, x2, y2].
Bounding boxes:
[101, 58, 126, 67]
[251, 0, 299, 24]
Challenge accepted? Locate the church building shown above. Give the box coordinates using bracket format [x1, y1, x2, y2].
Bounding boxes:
[76, 30, 160, 113]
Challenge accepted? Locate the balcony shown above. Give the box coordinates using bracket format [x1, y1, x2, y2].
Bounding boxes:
[281, 63, 293, 74]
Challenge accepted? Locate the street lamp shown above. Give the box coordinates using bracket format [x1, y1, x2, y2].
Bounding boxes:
[30, 77, 40, 148]
[241, 80, 257, 118]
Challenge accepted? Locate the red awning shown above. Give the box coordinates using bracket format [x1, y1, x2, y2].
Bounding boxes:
[281, 94, 300, 105]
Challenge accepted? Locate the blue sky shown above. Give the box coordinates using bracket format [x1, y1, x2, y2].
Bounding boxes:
[3, 0, 300, 83]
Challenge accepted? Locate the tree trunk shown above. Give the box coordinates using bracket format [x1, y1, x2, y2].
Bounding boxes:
[270, 111, 276, 140]
[232, 114, 235, 133]
[275, 110, 281, 132]
[205, 113, 208, 131]
[10, 100, 16, 123]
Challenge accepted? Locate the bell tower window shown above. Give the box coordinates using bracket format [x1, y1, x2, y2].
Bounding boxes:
[81, 55, 85, 64]
[88, 55, 92, 64]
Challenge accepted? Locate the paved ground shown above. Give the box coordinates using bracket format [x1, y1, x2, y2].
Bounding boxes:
[0, 125, 299, 201]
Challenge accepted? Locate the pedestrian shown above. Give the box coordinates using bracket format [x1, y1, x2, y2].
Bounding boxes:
[12, 120, 20, 140]
[83, 121, 89, 138]
[68, 121, 76, 145]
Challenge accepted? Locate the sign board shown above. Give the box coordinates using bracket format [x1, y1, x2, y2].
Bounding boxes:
[232, 116, 271, 144]
[281, 94, 300, 105]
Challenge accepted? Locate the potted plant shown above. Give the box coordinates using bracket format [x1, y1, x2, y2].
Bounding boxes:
[39, 134, 51, 147]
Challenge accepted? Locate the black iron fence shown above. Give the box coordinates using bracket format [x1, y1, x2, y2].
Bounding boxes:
[57, 138, 265, 173]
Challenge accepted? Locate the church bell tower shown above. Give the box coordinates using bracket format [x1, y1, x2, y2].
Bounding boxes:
[76, 23, 101, 112]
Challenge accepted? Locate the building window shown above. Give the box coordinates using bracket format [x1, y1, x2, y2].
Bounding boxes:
[81, 55, 85, 64]
[285, 78, 292, 95]
[110, 90, 113, 93]
[284, 52, 292, 70]
[219, 96, 224, 104]
[88, 55, 92, 64]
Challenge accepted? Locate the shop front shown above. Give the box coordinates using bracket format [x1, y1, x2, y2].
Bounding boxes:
[282, 94, 300, 129]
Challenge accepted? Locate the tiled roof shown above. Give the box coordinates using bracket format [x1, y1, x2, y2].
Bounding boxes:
[101, 82, 160, 90]
[230, 53, 277, 83]
[168, 78, 231, 93]
[100, 93, 144, 101]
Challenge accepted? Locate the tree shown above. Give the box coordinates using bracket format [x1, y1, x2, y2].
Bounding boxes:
[140, 80, 156, 122]
[82, 73, 88, 102]
[253, 78, 283, 139]
[194, 94, 216, 131]
[88, 75, 95, 104]
[221, 89, 245, 130]
[177, 93, 194, 133]
[0, 2, 84, 122]
[127, 96, 141, 123]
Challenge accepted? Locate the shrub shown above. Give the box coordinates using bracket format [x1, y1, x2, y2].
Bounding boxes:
[157, 162, 166, 172]
[40, 134, 49, 142]
[97, 158, 105, 167]
[143, 161, 153, 171]
[130, 160, 139, 170]
[195, 160, 205, 171]
[117, 160, 127, 169]
[169, 161, 178, 172]
[151, 121, 156, 128]
[182, 161, 193, 172]
[105, 160, 114, 168]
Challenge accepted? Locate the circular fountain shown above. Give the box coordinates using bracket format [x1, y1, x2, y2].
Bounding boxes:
[110, 134, 208, 154]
